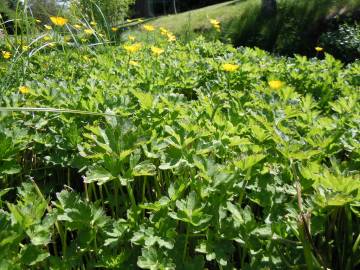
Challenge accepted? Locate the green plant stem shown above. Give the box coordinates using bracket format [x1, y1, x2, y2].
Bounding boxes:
[67, 168, 71, 187]
[183, 224, 190, 261]
[241, 246, 246, 268]
[31, 179, 66, 257]
[0, 107, 117, 117]
[154, 174, 162, 199]
[84, 182, 89, 201]
[238, 168, 251, 206]
[114, 183, 119, 216]
[142, 176, 147, 204]
[126, 182, 137, 215]
[291, 161, 328, 269]
[99, 184, 104, 206]
[353, 233, 360, 254]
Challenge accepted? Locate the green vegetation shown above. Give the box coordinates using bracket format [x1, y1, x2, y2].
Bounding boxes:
[320, 22, 360, 63]
[0, 4, 360, 270]
[146, 0, 360, 59]
[72, 0, 135, 29]
[149, 0, 259, 36]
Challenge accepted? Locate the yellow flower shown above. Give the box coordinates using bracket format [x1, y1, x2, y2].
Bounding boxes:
[210, 19, 221, 32]
[44, 24, 52, 30]
[43, 35, 52, 41]
[222, 63, 239, 72]
[19, 85, 30, 94]
[151, 46, 164, 56]
[90, 21, 97, 26]
[64, 36, 71, 42]
[22, 45, 30, 52]
[160, 27, 168, 35]
[84, 29, 95, 35]
[35, 19, 41, 23]
[315, 47, 323, 52]
[73, 24, 82, 29]
[210, 19, 220, 26]
[268, 80, 283, 90]
[143, 24, 155, 32]
[123, 43, 142, 53]
[2, 51, 11, 59]
[111, 27, 118, 32]
[129, 60, 140, 67]
[128, 35, 136, 41]
[167, 33, 176, 42]
[50, 16, 68, 26]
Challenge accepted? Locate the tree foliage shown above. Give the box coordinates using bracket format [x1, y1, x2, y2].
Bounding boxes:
[71, 0, 135, 28]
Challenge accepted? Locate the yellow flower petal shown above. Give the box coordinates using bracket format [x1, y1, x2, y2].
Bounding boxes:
[160, 27, 168, 35]
[22, 45, 30, 52]
[222, 63, 239, 72]
[167, 33, 176, 42]
[2, 51, 11, 59]
[151, 46, 164, 56]
[129, 60, 140, 67]
[43, 35, 52, 41]
[123, 43, 142, 53]
[50, 16, 68, 26]
[84, 29, 95, 35]
[315, 47, 323, 52]
[268, 80, 283, 90]
[143, 24, 155, 32]
[19, 86, 30, 94]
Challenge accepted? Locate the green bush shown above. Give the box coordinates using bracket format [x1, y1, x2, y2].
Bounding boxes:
[231, 0, 360, 57]
[320, 22, 360, 62]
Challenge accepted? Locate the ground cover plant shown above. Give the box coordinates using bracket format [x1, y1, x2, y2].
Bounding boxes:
[0, 13, 360, 270]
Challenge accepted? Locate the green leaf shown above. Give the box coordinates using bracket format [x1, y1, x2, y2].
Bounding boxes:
[20, 245, 49, 266]
[133, 90, 154, 109]
[137, 247, 175, 270]
[169, 191, 212, 227]
[85, 166, 115, 185]
[234, 154, 266, 171]
[55, 190, 109, 231]
[132, 161, 157, 176]
[195, 239, 234, 266]
[0, 162, 21, 175]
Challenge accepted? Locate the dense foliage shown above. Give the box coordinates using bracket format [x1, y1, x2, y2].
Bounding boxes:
[320, 22, 360, 63]
[0, 20, 360, 269]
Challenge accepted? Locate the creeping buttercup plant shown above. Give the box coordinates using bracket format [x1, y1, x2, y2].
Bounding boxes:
[0, 13, 360, 270]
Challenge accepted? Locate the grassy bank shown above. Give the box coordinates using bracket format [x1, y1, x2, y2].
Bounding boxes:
[142, 0, 360, 59]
